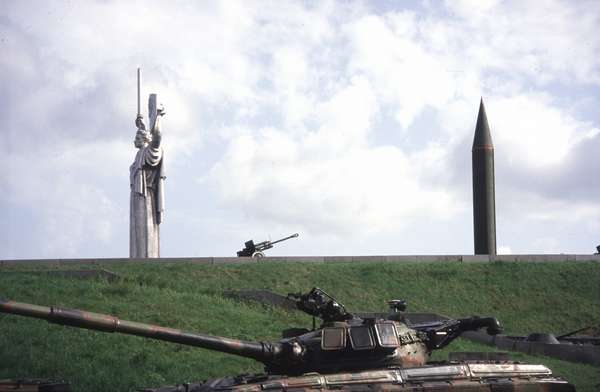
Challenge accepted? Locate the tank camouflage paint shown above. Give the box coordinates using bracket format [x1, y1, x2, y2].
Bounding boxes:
[144, 364, 573, 392]
[0, 288, 575, 391]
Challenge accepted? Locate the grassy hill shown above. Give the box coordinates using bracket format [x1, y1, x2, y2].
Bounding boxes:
[1, 260, 599, 391]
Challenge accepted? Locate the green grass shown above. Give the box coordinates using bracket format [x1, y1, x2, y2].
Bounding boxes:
[1, 261, 599, 391]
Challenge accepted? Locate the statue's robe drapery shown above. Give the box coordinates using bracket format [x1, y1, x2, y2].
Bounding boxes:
[130, 145, 164, 258]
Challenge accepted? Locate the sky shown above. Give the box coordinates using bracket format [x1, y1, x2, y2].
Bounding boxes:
[1, 0, 599, 259]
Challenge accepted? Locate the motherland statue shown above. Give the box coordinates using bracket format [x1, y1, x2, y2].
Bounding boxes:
[130, 68, 165, 258]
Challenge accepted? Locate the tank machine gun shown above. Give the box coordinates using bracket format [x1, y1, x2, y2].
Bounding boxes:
[0, 288, 574, 391]
[237, 233, 299, 258]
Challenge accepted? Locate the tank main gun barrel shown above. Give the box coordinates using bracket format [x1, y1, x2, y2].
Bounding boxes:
[0, 299, 284, 363]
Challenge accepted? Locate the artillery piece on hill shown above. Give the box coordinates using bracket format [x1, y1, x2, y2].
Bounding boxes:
[237, 233, 299, 258]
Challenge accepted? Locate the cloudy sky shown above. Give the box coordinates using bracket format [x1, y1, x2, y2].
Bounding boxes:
[2, 0, 599, 259]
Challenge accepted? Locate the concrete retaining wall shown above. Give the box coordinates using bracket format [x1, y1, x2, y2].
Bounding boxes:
[462, 331, 600, 366]
[1, 254, 599, 266]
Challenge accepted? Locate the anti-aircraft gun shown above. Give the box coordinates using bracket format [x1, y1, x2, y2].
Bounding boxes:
[0, 288, 575, 392]
[237, 233, 299, 257]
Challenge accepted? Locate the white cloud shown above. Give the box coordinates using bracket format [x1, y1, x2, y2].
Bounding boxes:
[211, 138, 460, 236]
[522, 197, 600, 225]
[2, 1, 600, 257]
[444, 0, 600, 85]
[205, 1, 600, 250]
[345, 13, 458, 129]
[497, 189, 600, 254]
[487, 94, 600, 168]
[209, 75, 460, 237]
[3, 140, 130, 256]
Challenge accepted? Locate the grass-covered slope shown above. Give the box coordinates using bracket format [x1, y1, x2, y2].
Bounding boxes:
[0, 261, 599, 391]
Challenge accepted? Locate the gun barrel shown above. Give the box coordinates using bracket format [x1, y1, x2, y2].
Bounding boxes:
[557, 325, 592, 340]
[458, 316, 502, 335]
[0, 299, 283, 363]
[270, 233, 299, 246]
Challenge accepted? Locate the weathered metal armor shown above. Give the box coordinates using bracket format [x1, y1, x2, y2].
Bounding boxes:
[0, 288, 575, 391]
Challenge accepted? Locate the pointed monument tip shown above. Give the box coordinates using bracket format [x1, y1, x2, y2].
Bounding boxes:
[479, 97, 487, 111]
[478, 98, 487, 117]
[473, 98, 493, 149]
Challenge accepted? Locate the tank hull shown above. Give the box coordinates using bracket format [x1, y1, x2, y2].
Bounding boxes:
[141, 363, 575, 392]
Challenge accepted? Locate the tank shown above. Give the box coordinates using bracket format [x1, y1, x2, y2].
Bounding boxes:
[0, 288, 575, 391]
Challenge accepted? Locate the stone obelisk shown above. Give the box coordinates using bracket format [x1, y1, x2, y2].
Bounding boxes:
[130, 68, 166, 258]
[472, 99, 496, 255]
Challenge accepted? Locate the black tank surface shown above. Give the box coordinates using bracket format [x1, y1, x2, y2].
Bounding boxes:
[0, 288, 575, 391]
